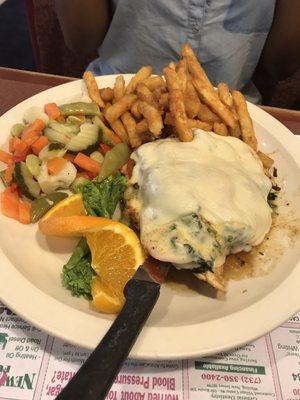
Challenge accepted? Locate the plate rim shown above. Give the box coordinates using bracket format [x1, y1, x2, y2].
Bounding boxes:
[0, 74, 299, 359]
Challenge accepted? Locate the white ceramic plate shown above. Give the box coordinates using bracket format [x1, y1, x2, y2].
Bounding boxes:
[0, 75, 299, 360]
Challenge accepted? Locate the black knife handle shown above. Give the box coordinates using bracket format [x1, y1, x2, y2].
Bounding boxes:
[56, 279, 160, 400]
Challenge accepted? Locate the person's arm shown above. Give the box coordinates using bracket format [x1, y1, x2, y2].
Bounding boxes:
[261, 0, 300, 80]
[55, 0, 110, 54]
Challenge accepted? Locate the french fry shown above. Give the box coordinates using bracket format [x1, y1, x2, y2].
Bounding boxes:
[182, 43, 214, 90]
[104, 101, 111, 110]
[193, 78, 236, 128]
[177, 66, 187, 92]
[142, 76, 165, 91]
[125, 66, 152, 95]
[164, 67, 181, 91]
[131, 100, 142, 119]
[138, 101, 163, 136]
[136, 83, 159, 108]
[83, 71, 105, 108]
[213, 122, 229, 136]
[158, 92, 169, 111]
[216, 84, 239, 130]
[114, 75, 125, 101]
[229, 124, 241, 138]
[164, 67, 192, 142]
[164, 112, 175, 126]
[168, 61, 176, 70]
[176, 58, 188, 72]
[153, 86, 164, 101]
[100, 87, 114, 102]
[217, 83, 233, 108]
[184, 80, 200, 118]
[231, 90, 258, 151]
[121, 112, 141, 148]
[198, 103, 221, 123]
[105, 94, 137, 124]
[164, 113, 212, 131]
[188, 119, 213, 131]
[110, 119, 130, 144]
[257, 151, 274, 169]
[136, 119, 149, 135]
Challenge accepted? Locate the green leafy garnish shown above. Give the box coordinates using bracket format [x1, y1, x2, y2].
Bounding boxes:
[62, 238, 95, 299]
[81, 173, 127, 218]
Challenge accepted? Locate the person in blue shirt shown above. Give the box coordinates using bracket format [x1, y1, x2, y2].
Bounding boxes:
[55, 0, 299, 103]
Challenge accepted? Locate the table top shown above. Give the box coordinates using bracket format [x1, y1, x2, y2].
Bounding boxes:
[0, 67, 74, 116]
[0, 67, 299, 400]
[1, 66, 300, 135]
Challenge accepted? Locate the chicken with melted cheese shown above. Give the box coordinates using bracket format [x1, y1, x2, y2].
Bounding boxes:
[125, 130, 272, 290]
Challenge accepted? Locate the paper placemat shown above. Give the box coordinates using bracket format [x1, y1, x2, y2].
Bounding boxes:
[0, 301, 299, 400]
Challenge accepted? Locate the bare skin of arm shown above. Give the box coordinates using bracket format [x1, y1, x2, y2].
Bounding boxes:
[55, 0, 110, 54]
[261, 0, 300, 80]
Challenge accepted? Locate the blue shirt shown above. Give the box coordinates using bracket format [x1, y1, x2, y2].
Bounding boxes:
[87, 0, 275, 103]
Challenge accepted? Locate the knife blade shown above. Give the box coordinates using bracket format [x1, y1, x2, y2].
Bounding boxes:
[56, 258, 169, 400]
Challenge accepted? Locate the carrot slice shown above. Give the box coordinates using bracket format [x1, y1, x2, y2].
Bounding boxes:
[99, 143, 111, 155]
[47, 157, 68, 175]
[83, 171, 97, 179]
[0, 149, 13, 164]
[44, 103, 61, 120]
[10, 183, 19, 193]
[13, 138, 29, 156]
[31, 136, 49, 156]
[4, 163, 15, 184]
[22, 129, 41, 144]
[19, 201, 31, 224]
[13, 154, 27, 163]
[9, 138, 16, 153]
[74, 153, 101, 175]
[64, 153, 76, 162]
[26, 136, 39, 147]
[22, 119, 45, 139]
[1, 187, 20, 221]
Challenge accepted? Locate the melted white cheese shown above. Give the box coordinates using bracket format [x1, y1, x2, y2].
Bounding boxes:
[129, 130, 272, 270]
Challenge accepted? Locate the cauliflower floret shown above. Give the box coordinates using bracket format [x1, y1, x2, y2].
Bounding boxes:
[37, 161, 76, 194]
[23, 106, 49, 125]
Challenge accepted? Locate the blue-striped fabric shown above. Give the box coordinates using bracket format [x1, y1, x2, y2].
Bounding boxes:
[87, 0, 275, 103]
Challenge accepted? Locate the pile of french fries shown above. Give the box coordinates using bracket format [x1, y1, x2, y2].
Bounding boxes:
[83, 43, 273, 170]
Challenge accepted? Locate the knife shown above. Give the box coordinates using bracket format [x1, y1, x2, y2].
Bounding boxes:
[56, 258, 169, 400]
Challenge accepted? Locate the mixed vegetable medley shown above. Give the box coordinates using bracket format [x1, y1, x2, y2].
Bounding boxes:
[0, 101, 131, 225]
[0, 100, 132, 300]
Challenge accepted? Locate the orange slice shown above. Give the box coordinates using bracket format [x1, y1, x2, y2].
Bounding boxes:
[39, 215, 112, 236]
[91, 277, 123, 313]
[39, 214, 146, 313]
[41, 193, 86, 221]
[86, 222, 145, 299]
